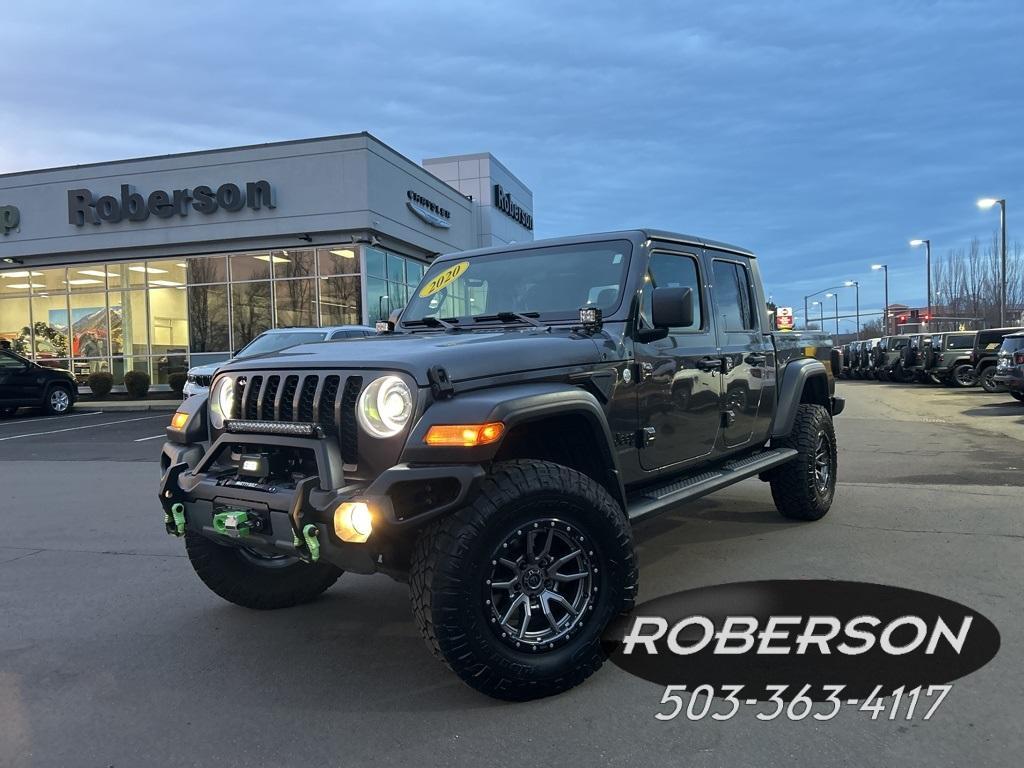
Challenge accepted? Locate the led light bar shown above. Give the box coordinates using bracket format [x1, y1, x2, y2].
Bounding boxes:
[224, 420, 324, 438]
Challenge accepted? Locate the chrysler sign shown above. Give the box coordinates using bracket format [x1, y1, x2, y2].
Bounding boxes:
[68, 181, 276, 226]
[406, 190, 451, 229]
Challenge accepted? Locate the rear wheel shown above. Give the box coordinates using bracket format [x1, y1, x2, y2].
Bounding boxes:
[42, 384, 73, 415]
[185, 532, 343, 610]
[950, 364, 976, 388]
[410, 460, 637, 701]
[979, 366, 1002, 393]
[769, 404, 836, 521]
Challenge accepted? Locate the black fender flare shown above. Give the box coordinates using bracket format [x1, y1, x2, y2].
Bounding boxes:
[771, 358, 830, 438]
[401, 382, 625, 507]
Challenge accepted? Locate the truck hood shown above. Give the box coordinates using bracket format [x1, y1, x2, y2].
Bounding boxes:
[219, 327, 609, 386]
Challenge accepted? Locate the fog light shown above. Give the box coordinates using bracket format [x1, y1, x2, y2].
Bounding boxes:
[334, 502, 372, 543]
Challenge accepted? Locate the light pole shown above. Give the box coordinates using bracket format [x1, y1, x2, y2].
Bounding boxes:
[977, 198, 1007, 326]
[811, 300, 823, 330]
[844, 280, 860, 339]
[910, 238, 932, 318]
[872, 264, 889, 334]
[826, 292, 839, 335]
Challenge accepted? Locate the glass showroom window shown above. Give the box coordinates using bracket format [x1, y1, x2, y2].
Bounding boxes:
[188, 283, 229, 358]
[231, 281, 272, 348]
[69, 290, 111, 377]
[319, 276, 362, 325]
[276, 278, 317, 327]
[364, 247, 427, 324]
[149, 286, 188, 384]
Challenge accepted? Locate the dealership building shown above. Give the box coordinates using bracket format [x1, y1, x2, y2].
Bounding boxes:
[0, 132, 534, 386]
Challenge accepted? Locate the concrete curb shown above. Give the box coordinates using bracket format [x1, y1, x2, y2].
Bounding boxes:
[80, 401, 180, 413]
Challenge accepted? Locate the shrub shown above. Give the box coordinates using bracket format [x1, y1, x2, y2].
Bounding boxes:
[87, 371, 114, 399]
[123, 370, 151, 399]
[168, 372, 187, 397]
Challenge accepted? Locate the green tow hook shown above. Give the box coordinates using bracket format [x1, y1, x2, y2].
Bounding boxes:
[169, 503, 186, 537]
[302, 524, 320, 562]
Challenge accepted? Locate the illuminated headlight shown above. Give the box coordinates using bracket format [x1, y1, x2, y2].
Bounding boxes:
[209, 375, 235, 430]
[357, 375, 413, 438]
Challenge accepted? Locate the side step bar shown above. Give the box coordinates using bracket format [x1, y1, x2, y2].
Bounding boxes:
[626, 447, 797, 523]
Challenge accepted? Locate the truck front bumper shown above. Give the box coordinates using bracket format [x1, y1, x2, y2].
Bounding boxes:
[159, 433, 484, 575]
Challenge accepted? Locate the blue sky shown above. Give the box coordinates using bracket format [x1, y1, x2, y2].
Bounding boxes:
[2, 0, 1021, 332]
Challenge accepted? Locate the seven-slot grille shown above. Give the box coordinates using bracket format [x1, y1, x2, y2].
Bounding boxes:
[230, 372, 363, 463]
[188, 373, 213, 388]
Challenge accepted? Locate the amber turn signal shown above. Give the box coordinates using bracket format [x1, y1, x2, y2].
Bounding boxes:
[170, 412, 189, 429]
[424, 422, 505, 447]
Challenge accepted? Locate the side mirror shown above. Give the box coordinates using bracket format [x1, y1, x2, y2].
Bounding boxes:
[651, 286, 694, 328]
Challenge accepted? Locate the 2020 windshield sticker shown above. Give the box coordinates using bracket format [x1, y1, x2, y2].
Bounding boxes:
[419, 260, 469, 298]
[602, 580, 1000, 722]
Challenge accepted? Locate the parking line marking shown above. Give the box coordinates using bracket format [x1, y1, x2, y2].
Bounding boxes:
[0, 410, 104, 427]
[0, 414, 168, 441]
[134, 433, 168, 442]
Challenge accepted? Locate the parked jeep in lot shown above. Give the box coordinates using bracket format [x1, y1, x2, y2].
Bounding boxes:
[972, 327, 1024, 393]
[158, 230, 844, 701]
[923, 331, 977, 387]
[900, 333, 930, 382]
[993, 331, 1024, 402]
[874, 335, 914, 382]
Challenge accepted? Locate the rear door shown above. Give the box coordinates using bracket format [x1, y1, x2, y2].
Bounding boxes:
[708, 255, 772, 449]
[0, 351, 34, 403]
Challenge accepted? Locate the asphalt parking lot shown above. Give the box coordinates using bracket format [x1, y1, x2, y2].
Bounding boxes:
[1, 384, 1021, 768]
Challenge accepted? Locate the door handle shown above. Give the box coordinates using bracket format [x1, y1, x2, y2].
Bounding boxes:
[695, 357, 722, 371]
[745, 353, 767, 365]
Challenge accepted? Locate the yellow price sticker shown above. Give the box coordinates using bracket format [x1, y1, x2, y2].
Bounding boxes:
[419, 260, 469, 298]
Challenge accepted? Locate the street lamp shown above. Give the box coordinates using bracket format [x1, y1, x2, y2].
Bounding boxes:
[811, 300, 824, 330]
[825, 292, 839, 335]
[977, 198, 1007, 326]
[909, 238, 932, 319]
[872, 264, 889, 334]
[844, 280, 860, 339]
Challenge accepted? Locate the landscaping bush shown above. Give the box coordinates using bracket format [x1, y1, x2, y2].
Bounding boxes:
[168, 372, 187, 397]
[123, 370, 151, 400]
[87, 371, 114, 399]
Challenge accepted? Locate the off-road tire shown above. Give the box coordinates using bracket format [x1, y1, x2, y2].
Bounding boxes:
[185, 531, 343, 610]
[42, 384, 73, 415]
[769, 404, 836, 521]
[1010, 391, 1024, 403]
[950, 363, 976, 388]
[409, 459, 637, 701]
[979, 366, 1002, 393]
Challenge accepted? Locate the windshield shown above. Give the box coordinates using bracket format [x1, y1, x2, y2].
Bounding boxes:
[999, 336, 1024, 353]
[401, 240, 632, 325]
[236, 330, 328, 358]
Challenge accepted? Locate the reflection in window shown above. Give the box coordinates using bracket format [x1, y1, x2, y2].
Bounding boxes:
[276, 279, 317, 327]
[386, 252, 406, 283]
[366, 277, 390, 324]
[230, 253, 271, 282]
[231, 282, 272, 348]
[187, 255, 227, 284]
[319, 277, 362, 326]
[274, 249, 315, 279]
[188, 284, 230, 353]
[318, 247, 359, 276]
[365, 248, 386, 279]
[711, 260, 756, 331]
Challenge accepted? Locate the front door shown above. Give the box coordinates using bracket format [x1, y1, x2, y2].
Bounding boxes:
[708, 256, 771, 449]
[0, 351, 33, 403]
[634, 249, 722, 471]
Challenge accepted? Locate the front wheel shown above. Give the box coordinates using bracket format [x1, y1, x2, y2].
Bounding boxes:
[768, 404, 837, 521]
[410, 460, 637, 701]
[185, 532, 343, 609]
[979, 367, 1003, 393]
[950, 364, 976, 388]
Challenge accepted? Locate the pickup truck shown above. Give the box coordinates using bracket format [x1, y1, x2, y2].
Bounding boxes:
[159, 229, 844, 701]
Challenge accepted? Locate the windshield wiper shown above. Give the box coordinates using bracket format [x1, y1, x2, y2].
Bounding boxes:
[402, 316, 460, 330]
[472, 311, 545, 328]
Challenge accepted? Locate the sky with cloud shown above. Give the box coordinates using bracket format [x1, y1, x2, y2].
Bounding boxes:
[2, 0, 1021, 332]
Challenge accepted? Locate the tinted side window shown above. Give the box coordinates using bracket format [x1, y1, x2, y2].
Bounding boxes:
[946, 334, 974, 350]
[0, 352, 25, 369]
[711, 260, 757, 331]
[640, 252, 703, 330]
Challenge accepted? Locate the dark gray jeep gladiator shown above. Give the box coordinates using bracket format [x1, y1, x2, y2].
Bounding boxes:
[159, 230, 844, 701]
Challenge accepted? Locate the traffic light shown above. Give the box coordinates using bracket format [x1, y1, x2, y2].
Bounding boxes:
[898, 315, 907, 324]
